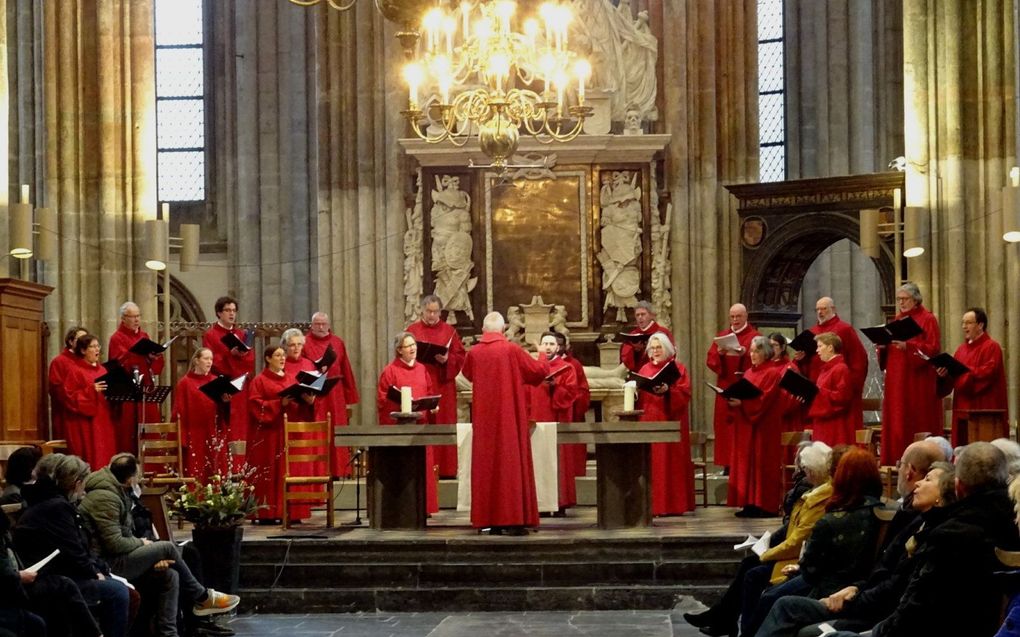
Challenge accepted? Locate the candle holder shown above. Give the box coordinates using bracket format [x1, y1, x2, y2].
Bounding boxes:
[613, 409, 645, 422]
[389, 411, 423, 424]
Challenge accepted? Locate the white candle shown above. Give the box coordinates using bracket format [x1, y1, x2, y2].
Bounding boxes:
[400, 386, 413, 413]
[893, 188, 901, 210]
[623, 381, 636, 412]
[20, 184, 29, 204]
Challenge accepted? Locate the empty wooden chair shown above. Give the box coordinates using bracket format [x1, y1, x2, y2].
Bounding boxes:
[689, 431, 710, 508]
[282, 414, 334, 529]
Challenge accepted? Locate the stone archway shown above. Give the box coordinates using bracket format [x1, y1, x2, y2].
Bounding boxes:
[725, 172, 904, 329]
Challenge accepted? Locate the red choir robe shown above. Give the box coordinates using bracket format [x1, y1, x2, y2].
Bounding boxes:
[805, 355, 854, 446]
[248, 367, 314, 522]
[48, 349, 78, 440]
[942, 332, 1008, 445]
[637, 357, 695, 515]
[172, 371, 228, 481]
[772, 356, 803, 432]
[527, 356, 578, 509]
[461, 331, 549, 529]
[879, 304, 941, 465]
[405, 319, 466, 478]
[727, 362, 783, 513]
[203, 323, 256, 445]
[800, 315, 868, 429]
[108, 323, 166, 455]
[301, 330, 360, 476]
[61, 357, 117, 469]
[563, 352, 591, 477]
[620, 321, 675, 372]
[706, 324, 760, 466]
[376, 357, 439, 514]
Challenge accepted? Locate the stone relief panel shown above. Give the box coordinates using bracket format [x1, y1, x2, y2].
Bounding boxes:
[430, 174, 477, 324]
[597, 170, 642, 319]
[403, 169, 425, 324]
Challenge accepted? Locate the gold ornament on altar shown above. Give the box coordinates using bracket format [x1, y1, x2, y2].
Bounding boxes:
[401, 1, 593, 168]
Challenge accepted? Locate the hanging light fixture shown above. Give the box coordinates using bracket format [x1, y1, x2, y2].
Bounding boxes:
[401, 1, 592, 168]
[9, 185, 33, 259]
[1002, 167, 1020, 242]
[144, 203, 200, 272]
[859, 208, 881, 259]
[903, 206, 926, 258]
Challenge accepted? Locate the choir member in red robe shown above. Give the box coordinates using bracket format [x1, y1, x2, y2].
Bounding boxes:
[405, 295, 465, 478]
[804, 332, 854, 446]
[637, 332, 695, 515]
[620, 301, 675, 372]
[555, 332, 590, 478]
[61, 334, 117, 468]
[303, 311, 360, 477]
[528, 332, 579, 513]
[726, 335, 782, 517]
[706, 303, 760, 468]
[49, 326, 87, 441]
[795, 297, 869, 429]
[461, 312, 549, 535]
[769, 333, 803, 433]
[173, 347, 229, 481]
[107, 302, 166, 455]
[878, 282, 942, 465]
[202, 296, 255, 445]
[376, 331, 439, 514]
[248, 345, 312, 524]
[936, 308, 1008, 445]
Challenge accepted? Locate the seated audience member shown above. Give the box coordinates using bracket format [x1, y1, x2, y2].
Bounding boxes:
[814, 442, 1019, 637]
[78, 453, 240, 636]
[0, 445, 42, 508]
[924, 435, 955, 462]
[996, 475, 1020, 637]
[684, 442, 836, 636]
[0, 503, 45, 637]
[755, 460, 957, 637]
[742, 448, 883, 636]
[14, 454, 130, 637]
[992, 437, 1020, 480]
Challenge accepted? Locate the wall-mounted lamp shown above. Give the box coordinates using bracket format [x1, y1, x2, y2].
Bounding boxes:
[1003, 167, 1020, 242]
[903, 206, 927, 258]
[859, 208, 881, 259]
[8, 184, 56, 260]
[143, 203, 200, 273]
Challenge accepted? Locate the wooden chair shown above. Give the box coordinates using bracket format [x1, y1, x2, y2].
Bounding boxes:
[282, 414, 334, 529]
[140, 486, 174, 543]
[689, 431, 709, 508]
[779, 430, 811, 501]
[0, 440, 47, 486]
[138, 419, 195, 490]
[855, 429, 878, 458]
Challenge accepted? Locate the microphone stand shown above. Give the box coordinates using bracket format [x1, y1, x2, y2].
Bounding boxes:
[343, 448, 365, 526]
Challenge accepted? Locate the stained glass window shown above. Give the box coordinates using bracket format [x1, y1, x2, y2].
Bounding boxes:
[155, 0, 205, 201]
[758, 0, 785, 182]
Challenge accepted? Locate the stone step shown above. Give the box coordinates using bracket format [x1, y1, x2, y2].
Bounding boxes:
[239, 558, 737, 588]
[238, 583, 727, 614]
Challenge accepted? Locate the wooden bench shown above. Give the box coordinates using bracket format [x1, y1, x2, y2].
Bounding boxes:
[337, 421, 680, 531]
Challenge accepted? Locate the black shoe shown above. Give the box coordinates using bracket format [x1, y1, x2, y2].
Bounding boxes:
[195, 617, 236, 636]
[721, 466, 730, 476]
[747, 507, 778, 519]
[504, 526, 529, 536]
[682, 609, 717, 628]
[699, 624, 736, 637]
[734, 507, 752, 518]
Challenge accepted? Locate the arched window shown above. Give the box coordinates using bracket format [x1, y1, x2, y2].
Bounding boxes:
[757, 0, 785, 182]
[154, 0, 205, 202]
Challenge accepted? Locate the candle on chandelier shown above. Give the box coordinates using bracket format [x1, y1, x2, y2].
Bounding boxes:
[460, 2, 471, 40]
[575, 59, 590, 106]
[523, 18, 538, 50]
[20, 184, 29, 204]
[443, 16, 456, 55]
[403, 63, 422, 109]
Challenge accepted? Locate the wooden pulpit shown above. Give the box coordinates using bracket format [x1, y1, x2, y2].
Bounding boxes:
[0, 279, 53, 440]
[955, 409, 1008, 445]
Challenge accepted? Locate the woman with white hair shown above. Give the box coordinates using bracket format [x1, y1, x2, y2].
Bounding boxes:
[727, 335, 784, 517]
[281, 327, 318, 421]
[636, 332, 694, 515]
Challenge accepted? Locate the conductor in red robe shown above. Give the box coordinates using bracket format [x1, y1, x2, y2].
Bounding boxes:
[878, 282, 942, 465]
[49, 326, 87, 441]
[202, 296, 255, 445]
[405, 295, 465, 478]
[376, 331, 439, 514]
[706, 303, 760, 469]
[527, 332, 578, 513]
[107, 301, 165, 455]
[804, 332, 854, 446]
[726, 335, 782, 517]
[795, 297, 869, 429]
[61, 334, 117, 468]
[620, 301, 675, 372]
[172, 347, 228, 480]
[303, 311, 360, 476]
[461, 312, 549, 535]
[936, 308, 1008, 445]
[637, 332, 695, 515]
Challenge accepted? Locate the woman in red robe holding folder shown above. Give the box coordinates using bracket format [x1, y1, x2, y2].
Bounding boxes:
[377, 331, 438, 513]
[172, 347, 227, 481]
[637, 332, 694, 515]
[769, 333, 803, 433]
[528, 332, 579, 513]
[726, 335, 783, 517]
[805, 332, 854, 445]
[61, 334, 117, 467]
[49, 325, 87, 441]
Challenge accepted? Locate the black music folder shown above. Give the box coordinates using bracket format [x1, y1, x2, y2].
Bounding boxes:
[416, 339, 451, 365]
[617, 331, 652, 344]
[385, 385, 441, 411]
[788, 330, 817, 356]
[313, 344, 337, 370]
[628, 360, 681, 392]
[861, 316, 923, 345]
[779, 368, 818, 405]
[128, 335, 177, 357]
[220, 330, 252, 353]
[706, 377, 763, 401]
[198, 374, 248, 403]
[916, 351, 970, 377]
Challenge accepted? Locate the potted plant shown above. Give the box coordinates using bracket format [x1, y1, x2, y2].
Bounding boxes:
[170, 473, 261, 594]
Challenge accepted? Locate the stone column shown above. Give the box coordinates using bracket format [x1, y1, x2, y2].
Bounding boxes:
[41, 0, 158, 350]
[660, 0, 759, 429]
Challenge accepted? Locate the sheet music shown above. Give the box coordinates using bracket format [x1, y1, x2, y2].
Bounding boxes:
[25, 549, 59, 574]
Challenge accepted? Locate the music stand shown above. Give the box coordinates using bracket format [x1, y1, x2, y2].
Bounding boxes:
[107, 384, 173, 452]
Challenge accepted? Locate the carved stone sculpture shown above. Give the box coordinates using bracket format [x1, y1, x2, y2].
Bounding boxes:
[549, 305, 569, 338]
[597, 171, 642, 319]
[430, 175, 476, 323]
[504, 306, 526, 344]
[403, 169, 425, 323]
[651, 202, 673, 330]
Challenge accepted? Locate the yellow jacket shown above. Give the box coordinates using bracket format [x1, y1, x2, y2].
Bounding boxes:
[758, 480, 833, 585]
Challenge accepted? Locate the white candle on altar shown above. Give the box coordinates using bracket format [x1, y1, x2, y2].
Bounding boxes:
[400, 386, 413, 413]
[623, 381, 636, 412]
